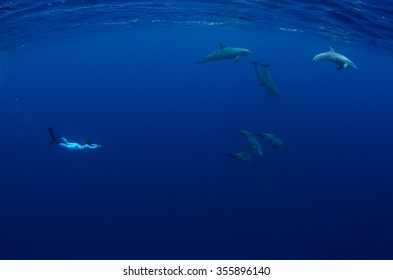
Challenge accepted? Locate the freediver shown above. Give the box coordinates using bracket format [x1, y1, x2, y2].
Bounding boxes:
[48, 127, 102, 150]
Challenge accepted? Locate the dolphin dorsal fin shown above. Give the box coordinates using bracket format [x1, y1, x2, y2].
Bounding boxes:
[219, 43, 226, 49]
[328, 46, 336, 52]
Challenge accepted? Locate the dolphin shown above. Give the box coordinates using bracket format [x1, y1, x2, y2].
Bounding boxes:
[311, 46, 358, 70]
[195, 43, 252, 63]
[239, 129, 263, 156]
[226, 151, 252, 162]
[252, 61, 279, 96]
[255, 133, 283, 150]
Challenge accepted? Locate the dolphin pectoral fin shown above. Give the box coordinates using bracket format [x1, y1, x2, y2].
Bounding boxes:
[336, 65, 344, 70]
[219, 43, 226, 49]
[260, 63, 270, 68]
[234, 56, 241, 63]
[194, 60, 204, 64]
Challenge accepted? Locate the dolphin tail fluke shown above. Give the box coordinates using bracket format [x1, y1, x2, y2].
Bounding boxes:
[226, 152, 241, 160]
[225, 152, 235, 159]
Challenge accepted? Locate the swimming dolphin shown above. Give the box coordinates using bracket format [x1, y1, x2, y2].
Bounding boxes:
[252, 61, 279, 96]
[311, 46, 358, 70]
[226, 151, 252, 162]
[255, 133, 283, 150]
[195, 43, 252, 63]
[239, 129, 263, 156]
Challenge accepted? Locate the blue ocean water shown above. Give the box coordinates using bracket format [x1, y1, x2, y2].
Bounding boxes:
[0, 1, 393, 260]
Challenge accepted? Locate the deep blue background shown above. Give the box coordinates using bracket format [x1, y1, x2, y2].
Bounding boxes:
[0, 26, 393, 259]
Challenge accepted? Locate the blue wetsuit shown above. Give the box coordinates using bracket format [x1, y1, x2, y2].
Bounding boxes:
[58, 137, 102, 150]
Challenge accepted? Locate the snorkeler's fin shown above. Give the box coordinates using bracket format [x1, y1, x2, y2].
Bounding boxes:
[48, 127, 61, 146]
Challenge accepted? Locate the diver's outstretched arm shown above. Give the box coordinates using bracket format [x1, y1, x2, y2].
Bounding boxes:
[85, 144, 102, 149]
